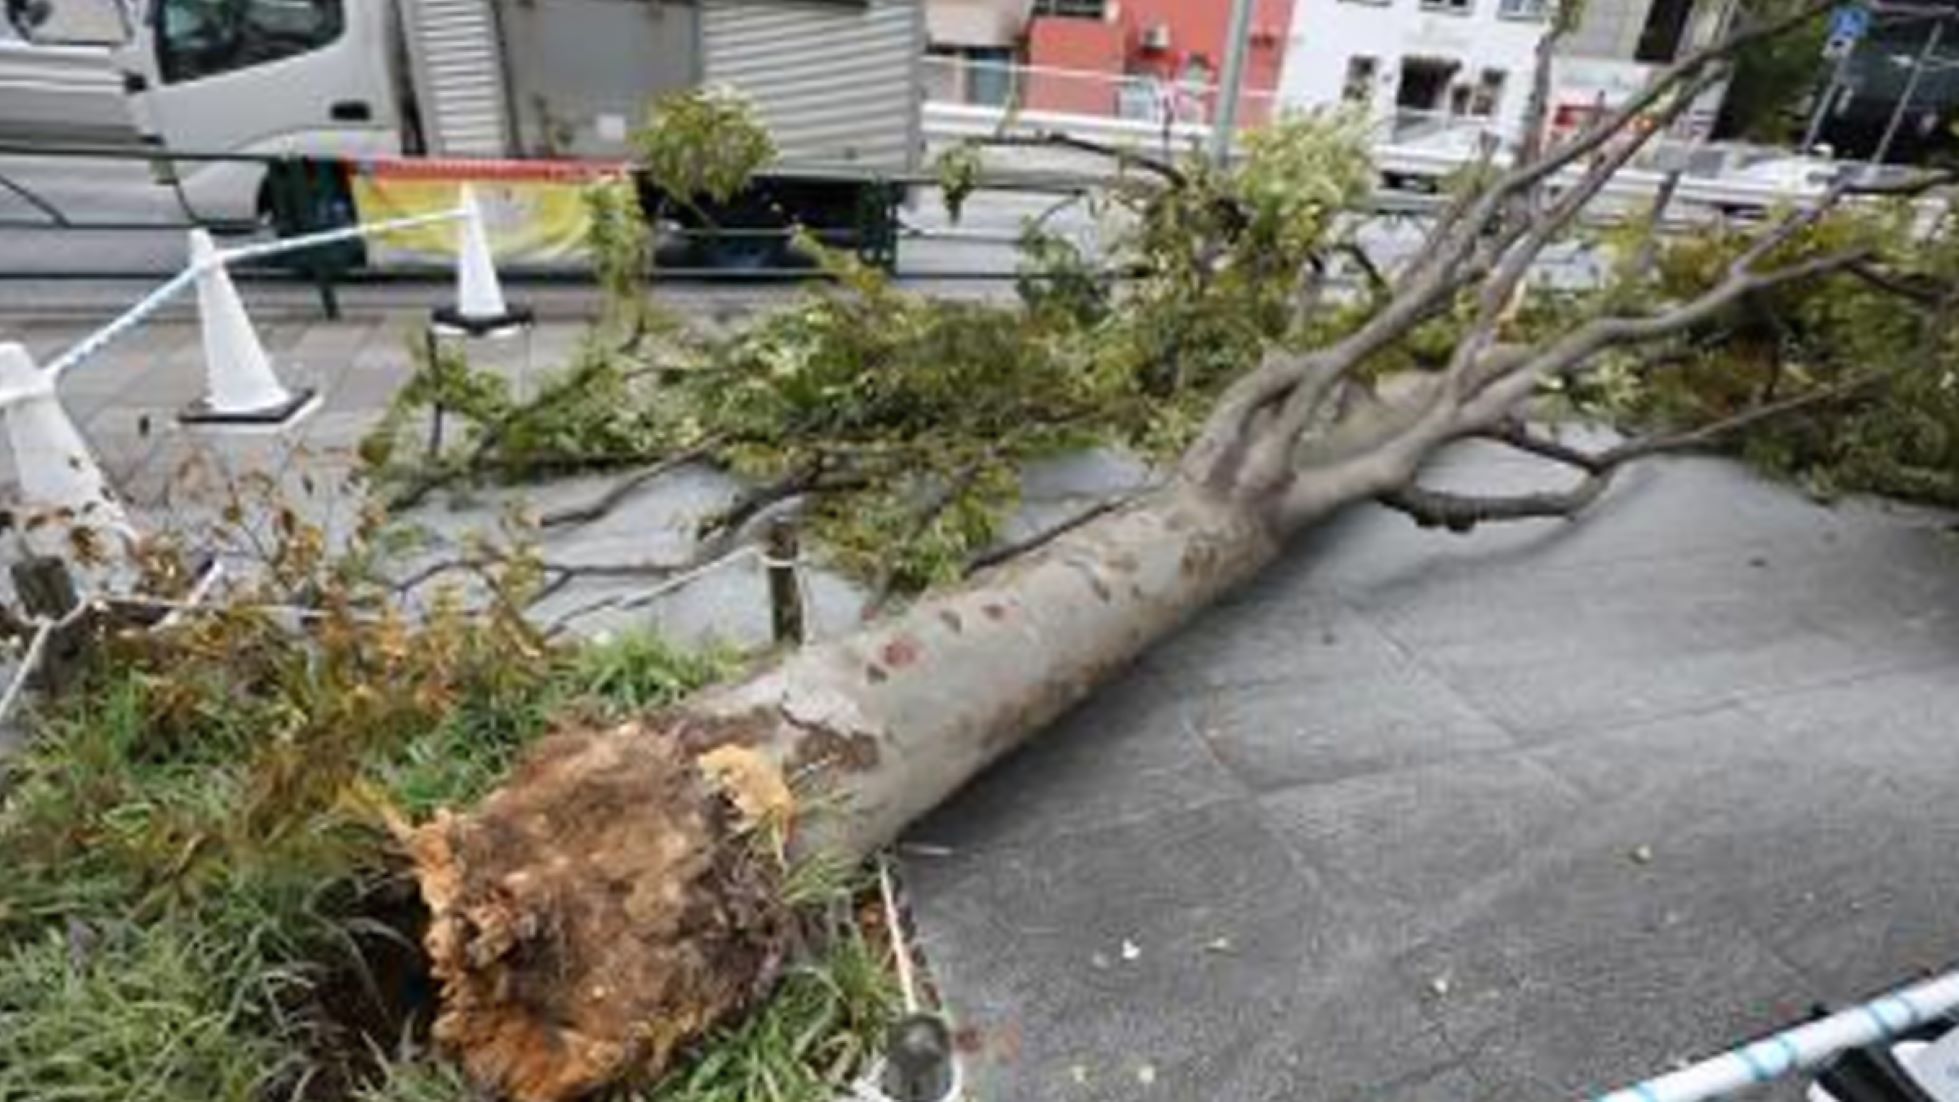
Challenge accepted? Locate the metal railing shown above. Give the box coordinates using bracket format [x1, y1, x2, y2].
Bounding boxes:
[920, 55, 1282, 132]
[0, 142, 918, 299]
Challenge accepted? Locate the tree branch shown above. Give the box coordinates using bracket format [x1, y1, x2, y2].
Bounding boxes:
[1479, 422, 1609, 474]
[958, 132, 1187, 188]
[1463, 67, 1721, 357]
[1598, 369, 1892, 466]
[1338, 241, 1391, 301]
[538, 542, 765, 639]
[1490, 0, 1829, 215]
[1844, 259, 1945, 306]
[1379, 472, 1615, 531]
[1396, 0, 1827, 311]
[860, 458, 993, 620]
[1185, 0, 1834, 507]
[696, 463, 835, 543]
[1730, 180, 1851, 275]
[1843, 166, 1959, 197]
[1623, 170, 1684, 283]
[1463, 245, 1870, 414]
[537, 444, 717, 530]
[963, 493, 1140, 575]
[1383, 368, 1893, 533]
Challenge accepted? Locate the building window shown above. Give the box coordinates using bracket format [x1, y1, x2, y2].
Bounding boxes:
[1497, 0, 1548, 18]
[1468, 68, 1505, 116]
[1635, 0, 1696, 62]
[1343, 56, 1379, 105]
[1032, 0, 1106, 18]
[1420, 0, 1473, 14]
[1397, 56, 1459, 113]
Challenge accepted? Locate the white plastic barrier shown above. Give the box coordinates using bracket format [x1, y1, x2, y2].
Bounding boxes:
[4, 197, 510, 555]
[182, 227, 319, 425]
[0, 341, 131, 538]
[431, 184, 533, 338]
[1595, 969, 1959, 1102]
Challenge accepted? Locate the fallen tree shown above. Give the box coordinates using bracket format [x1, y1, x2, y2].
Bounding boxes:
[406, 3, 1934, 1097]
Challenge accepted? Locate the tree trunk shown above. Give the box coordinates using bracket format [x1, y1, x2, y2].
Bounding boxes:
[407, 13, 1856, 1093]
[411, 479, 1295, 1100]
[706, 481, 1281, 861]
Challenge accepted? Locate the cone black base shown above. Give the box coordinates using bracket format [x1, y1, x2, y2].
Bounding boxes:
[178, 387, 319, 427]
[430, 304, 535, 339]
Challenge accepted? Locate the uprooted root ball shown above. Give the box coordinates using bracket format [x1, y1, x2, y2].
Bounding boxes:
[411, 720, 791, 1102]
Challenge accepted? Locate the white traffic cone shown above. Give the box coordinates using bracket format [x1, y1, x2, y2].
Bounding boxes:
[0, 342, 133, 539]
[180, 229, 316, 426]
[432, 184, 531, 338]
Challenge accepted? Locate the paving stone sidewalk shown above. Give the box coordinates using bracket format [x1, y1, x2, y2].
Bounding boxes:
[903, 444, 1959, 1102]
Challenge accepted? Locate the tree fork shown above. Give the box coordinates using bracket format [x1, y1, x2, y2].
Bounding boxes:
[407, 6, 1874, 1096]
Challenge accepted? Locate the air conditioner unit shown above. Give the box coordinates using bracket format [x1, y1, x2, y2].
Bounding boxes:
[1140, 23, 1171, 51]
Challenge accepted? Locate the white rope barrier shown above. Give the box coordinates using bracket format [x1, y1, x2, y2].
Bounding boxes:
[215, 207, 463, 269]
[44, 266, 202, 380]
[0, 619, 54, 729]
[550, 544, 815, 629]
[0, 597, 96, 730]
[879, 855, 921, 1016]
[152, 560, 225, 631]
[43, 206, 466, 382]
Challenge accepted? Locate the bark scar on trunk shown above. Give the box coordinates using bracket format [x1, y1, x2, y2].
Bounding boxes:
[411, 718, 791, 1102]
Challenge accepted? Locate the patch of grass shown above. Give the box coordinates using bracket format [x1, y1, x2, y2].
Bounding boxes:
[565, 632, 737, 721]
[348, 1054, 477, 1102]
[0, 607, 736, 1100]
[638, 924, 902, 1102]
[0, 921, 306, 1102]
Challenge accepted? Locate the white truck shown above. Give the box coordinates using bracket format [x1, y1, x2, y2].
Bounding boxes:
[7, 0, 922, 260]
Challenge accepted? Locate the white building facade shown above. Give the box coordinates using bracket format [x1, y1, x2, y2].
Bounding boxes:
[1277, 0, 1554, 140]
[1275, 0, 1736, 143]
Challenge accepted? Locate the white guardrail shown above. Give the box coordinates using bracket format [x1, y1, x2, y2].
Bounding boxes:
[921, 98, 1946, 227]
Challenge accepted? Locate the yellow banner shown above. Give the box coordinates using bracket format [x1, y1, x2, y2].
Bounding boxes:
[349, 175, 595, 267]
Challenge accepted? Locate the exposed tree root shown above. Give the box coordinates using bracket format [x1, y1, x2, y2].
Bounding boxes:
[411, 718, 790, 1102]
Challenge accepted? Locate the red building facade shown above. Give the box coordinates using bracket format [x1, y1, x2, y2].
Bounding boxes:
[1023, 0, 1295, 125]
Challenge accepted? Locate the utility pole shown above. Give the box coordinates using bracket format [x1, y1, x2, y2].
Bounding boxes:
[1210, 0, 1257, 166]
[1872, 14, 1945, 165]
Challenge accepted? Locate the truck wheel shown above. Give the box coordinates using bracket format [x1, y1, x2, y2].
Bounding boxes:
[259, 164, 366, 272]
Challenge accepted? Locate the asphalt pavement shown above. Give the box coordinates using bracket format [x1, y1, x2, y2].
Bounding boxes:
[904, 442, 1959, 1102]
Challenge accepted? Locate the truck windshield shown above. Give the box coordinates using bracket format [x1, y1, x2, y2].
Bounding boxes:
[157, 0, 343, 83]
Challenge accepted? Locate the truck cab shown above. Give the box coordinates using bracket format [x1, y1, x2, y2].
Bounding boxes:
[14, 0, 922, 254]
[10, 0, 400, 221]
[125, 0, 403, 221]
